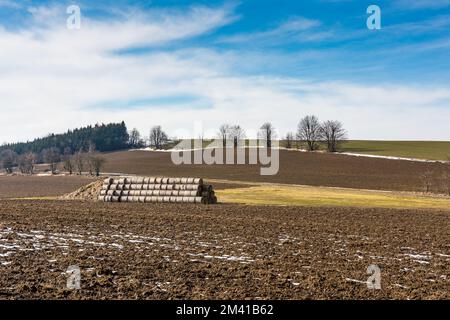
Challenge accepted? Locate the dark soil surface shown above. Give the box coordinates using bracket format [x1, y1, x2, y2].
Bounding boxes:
[0, 176, 96, 199]
[0, 200, 448, 299]
[103, 150, 449, 193]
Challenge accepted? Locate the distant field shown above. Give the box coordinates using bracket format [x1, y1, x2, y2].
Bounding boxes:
[0, 176, 96, 199]
[102, 150, 448, 193]
[200, 139, 450, 160]
[340, 140, 450, 161]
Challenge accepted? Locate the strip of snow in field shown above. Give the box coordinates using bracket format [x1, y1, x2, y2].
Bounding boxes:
[130, 147, 447, 163]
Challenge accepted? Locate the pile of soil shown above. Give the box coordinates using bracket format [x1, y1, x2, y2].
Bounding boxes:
[60, 180, 103, 201]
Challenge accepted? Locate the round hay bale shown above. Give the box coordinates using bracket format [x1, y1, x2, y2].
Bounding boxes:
[157, 196, 164, 203]
[162, 196, 171, 202]
[186, 178, 194, 184]
[161, 178, 169, 184]
[138, 196, 145, 203]
[143, 177, 150, 184]
[188, 197, 196, 203]
[202, 185, 212, 192]
[169, 196, 178, 203]
[150, 196, 158, 203]
[147, 177, 156, 184]
[155, 177, 162, 184]
[100, 190, 107, 196]
[181, 178, 188, 184]
[181, 197, 190, 203]
[175, 197, 184, 203]
[103, 177, 114, 184]
[193, 178, 203, 185]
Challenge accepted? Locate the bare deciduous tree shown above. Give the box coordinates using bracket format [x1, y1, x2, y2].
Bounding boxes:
[218, 124, 231, 147]
[259, 122, 275, 148]
[285, 132, 294, 149]
[42, 147, 60, 174]
[229, 125, 245, 148]
[129, 128, 144, 148]
[0, 149, 17, 174]
[440, 169, 450, 196]
[72, 150, 84, 175]
[88, 153, 106, 177]
[297, 115, 322, 151]
[149, 126, 168, 149]
[63, 147, 74, 175]
[18, 152, 37, 174]
[420, 169, 434, 193]
[320, 120, 348, 152]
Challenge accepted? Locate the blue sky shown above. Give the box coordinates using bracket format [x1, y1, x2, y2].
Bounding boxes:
[1, 0, 450, 142]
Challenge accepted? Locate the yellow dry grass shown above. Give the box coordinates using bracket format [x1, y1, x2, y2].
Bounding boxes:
[217, 185, 450, 210]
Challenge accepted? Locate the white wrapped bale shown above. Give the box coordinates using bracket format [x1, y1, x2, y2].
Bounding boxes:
[161, 178, 169, 184]
[193, 178, 203, 185]
[176, 197, 184, 203]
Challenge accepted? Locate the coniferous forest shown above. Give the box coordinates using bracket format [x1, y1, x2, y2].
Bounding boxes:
[0, 122, 130, 155]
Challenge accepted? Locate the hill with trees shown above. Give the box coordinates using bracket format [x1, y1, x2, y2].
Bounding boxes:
[0, 122, 129, 155]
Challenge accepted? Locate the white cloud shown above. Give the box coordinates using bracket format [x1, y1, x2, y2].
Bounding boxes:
[0, 0, 20, 9]
[0, 4, 450, 144]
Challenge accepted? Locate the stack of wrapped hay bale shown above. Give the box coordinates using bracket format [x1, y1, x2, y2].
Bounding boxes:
[99, 177, 217, 204]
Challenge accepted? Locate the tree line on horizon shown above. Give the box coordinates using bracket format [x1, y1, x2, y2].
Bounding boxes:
[0, 117, 347, 175]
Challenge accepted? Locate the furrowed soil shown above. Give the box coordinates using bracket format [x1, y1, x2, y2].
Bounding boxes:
[103, 150, 450, 193]
[0, 200, 448, 300]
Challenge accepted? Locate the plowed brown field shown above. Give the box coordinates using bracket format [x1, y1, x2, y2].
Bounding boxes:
[0, 201, 448, 300]
[0, 176, 96, 199]
[103, 150, 449, 192]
